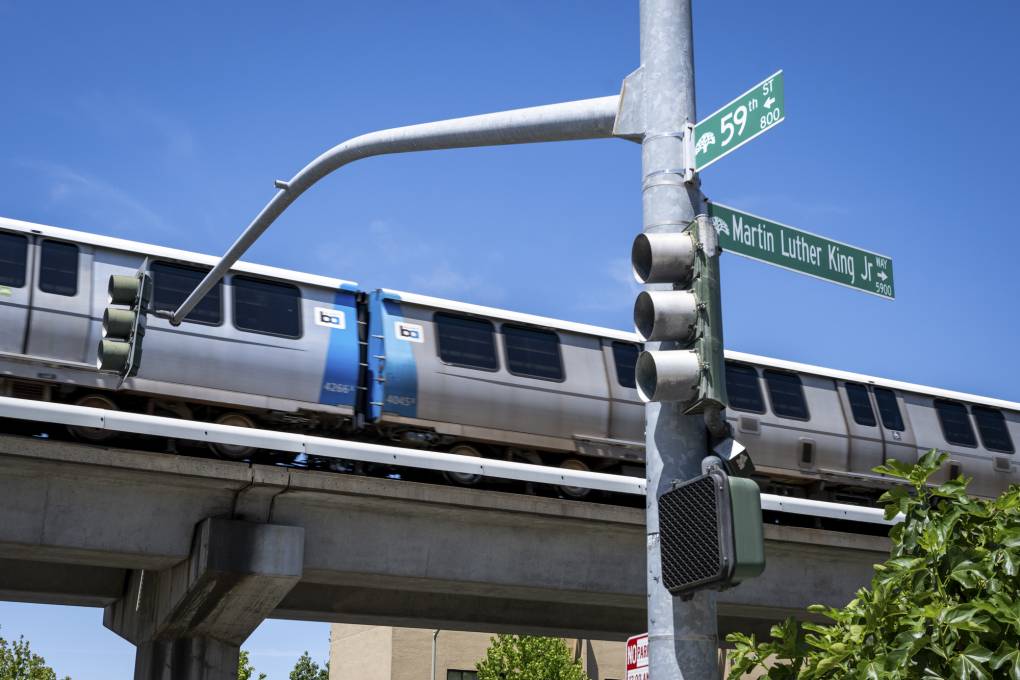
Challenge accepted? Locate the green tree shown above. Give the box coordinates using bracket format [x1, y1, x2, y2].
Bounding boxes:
[727, 450, 1020, 679]
[476, 634, 589, 680]
[289, 651, 329, 680]
[237, 650, 266, 680]
[0, 628, 70, 680]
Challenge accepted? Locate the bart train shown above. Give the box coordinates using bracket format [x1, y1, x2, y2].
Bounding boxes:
[0, 216, 1016, 501]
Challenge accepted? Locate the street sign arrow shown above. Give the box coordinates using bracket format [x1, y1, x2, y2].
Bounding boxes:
[694, 71, 785, 172]
[708, 202, 895, 299]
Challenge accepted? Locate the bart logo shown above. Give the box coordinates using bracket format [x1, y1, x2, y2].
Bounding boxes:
[314, 307, 346, 329]
[396, 322, 424, 343]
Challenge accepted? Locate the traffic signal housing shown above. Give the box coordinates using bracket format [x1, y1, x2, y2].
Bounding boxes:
[658, 467, 764, 595]
[631, 215, 726, 413]
[97, 272, 151, 377]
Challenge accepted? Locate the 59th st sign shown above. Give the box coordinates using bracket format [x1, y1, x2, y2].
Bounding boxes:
[708, 202, 895, 299]
[694, 71, 785, 171]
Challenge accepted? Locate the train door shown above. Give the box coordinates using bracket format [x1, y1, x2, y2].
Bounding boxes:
[366, 291, 422, 423]
[25, 238, 93, 362]
[603, 340, 643, 443]
[838, 381, 886, 476]
[0, 231, 30, 353]
[875, 386, 918, 466]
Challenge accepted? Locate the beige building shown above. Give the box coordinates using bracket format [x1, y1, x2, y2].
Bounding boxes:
[329, 625, 627, 680]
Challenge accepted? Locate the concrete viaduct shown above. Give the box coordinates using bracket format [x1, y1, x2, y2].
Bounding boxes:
[0, 434, 888, 678]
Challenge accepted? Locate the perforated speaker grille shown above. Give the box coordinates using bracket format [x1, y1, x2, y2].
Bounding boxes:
[658, 473, 727, 594]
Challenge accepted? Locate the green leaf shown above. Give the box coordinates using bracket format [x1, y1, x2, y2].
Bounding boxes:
[931, 477, 969, 500]
[885, 556, 924, 571]
[998, 527, 1020, 548]
[857, 660, 882, 680]
[994, 548, 1019, 577]
[942, 604, 992, 633]
[950, 644, 994, 680]
[948, 562, 987, 590]
[874, 458, 915, 480]
[916, 450, 950, 479]
[991, 642, 1020, 680]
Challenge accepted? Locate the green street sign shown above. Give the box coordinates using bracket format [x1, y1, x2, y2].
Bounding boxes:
[708, 202, 895, 299]
[694, 71, 785, 172]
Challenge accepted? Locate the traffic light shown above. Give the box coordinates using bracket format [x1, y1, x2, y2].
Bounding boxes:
[631, 214, 726, 413]
[658, 467, 764, 596]
[97, 272, 151, 377]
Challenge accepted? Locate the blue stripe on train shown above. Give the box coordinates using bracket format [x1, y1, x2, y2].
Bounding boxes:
[317, 288, 360, 407]
[367, 290, 418, 422]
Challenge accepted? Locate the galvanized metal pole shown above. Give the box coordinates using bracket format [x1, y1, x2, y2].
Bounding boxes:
[169, 96, 619, 325]
[431, 629, 440, 680]
[639, 0, 719, 678]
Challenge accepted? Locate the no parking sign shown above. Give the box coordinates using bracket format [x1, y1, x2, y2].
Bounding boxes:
[626, 633, 648, 680]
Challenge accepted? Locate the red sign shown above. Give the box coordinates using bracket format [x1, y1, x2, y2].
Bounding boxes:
[626, 633, 648, 680]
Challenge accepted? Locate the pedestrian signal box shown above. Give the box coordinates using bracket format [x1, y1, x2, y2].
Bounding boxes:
[658, 468, 764, 596]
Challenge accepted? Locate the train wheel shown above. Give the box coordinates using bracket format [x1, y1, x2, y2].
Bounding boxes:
[68, 394, 118, 443]
[209, 412, 256, 461]
[558, 458, 592, 500]
[442, 444, 484, 487]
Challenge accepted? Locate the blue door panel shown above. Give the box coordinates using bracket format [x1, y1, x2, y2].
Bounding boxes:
[367, 290, 418, 422]
[316, 287, 360, 407]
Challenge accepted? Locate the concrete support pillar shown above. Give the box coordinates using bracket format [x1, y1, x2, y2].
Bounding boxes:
[104, 518, 305, 680]
[133, 638, 240, 680]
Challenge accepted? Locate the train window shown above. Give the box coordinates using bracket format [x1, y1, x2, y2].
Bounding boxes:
[232, 275, 301, 338]
[725, 362, 765, 413]
[935, 399, 977, 448]
[844, 382, 877, 427]
[873, 387, 905, 431]
[612, 342, 639, 389]
[435, 313, 498, 370]
[151, 262, 222, 325]
[38, 240, 79, 296]
[503, 325, 563, 381]
[971, 406, 1014, 453]
[763, 369, 809, 420]
[0, 232, 27, 288]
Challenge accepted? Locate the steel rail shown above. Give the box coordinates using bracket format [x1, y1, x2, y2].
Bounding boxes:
[0, 396, 897, 524]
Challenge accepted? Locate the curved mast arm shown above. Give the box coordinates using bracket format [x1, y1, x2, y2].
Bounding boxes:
[171, 95, 621, 324]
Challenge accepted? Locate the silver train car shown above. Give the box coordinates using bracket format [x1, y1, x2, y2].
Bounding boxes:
[1, 216, 1017, 500]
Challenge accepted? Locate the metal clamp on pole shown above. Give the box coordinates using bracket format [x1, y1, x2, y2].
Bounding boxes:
[682, 121, 696, 183]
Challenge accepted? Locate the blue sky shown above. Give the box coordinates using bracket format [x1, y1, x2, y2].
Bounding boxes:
[2, 0, 1019, 677]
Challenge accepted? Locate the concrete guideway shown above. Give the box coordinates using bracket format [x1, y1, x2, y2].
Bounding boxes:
[0, 433, 889, 676]
[0, 395, 894, 526]
[0, 395, 647, 496]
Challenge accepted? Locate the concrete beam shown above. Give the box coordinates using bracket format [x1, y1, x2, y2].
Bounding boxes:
[0, 434, 889, 639]
[103, 518, 304, 680]
[0, 557, 125, 607]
